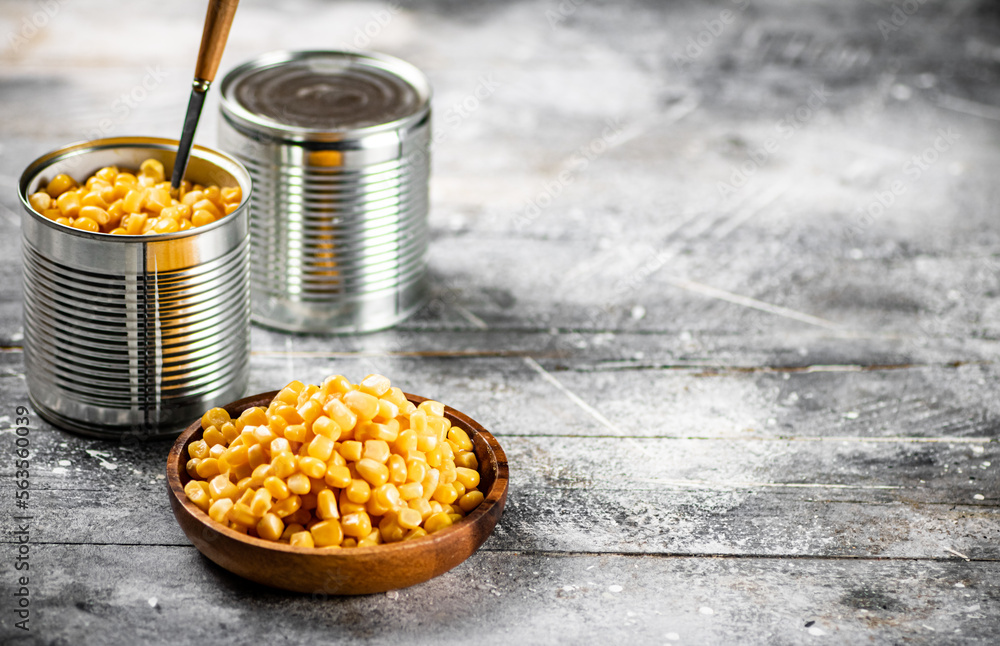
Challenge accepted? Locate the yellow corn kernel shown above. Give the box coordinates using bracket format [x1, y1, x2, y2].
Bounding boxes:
[404, 527, 428, 541]
[271, 494, 302, 518]
[247, 443, 267, 469]
[396, 507, 422, 530]
[310, 519, 344, 547]
[220, 421, 239, 443]
[221, 185, 242, 204]
[416, 433, 438, 453]
[432, 482, 459, 505]
[298, 399, 323, 428]
[322, 375, 353, 395]
[208, 444, 225, 460]
[373, 483, 401, 510]
[378, 517, 406, 543]
[223, 443, 249, 467]
[71, 216, 99, 232]
[184, 480, 211, 511]
[452, 480, 466, 498]
[181, 189, 203, 206]
[307, 434, 336, 461]
[316, 489, 340, 520]
[280, 523, 305, 542]
[312, 417, 341, 443]
[387, 454, 407, 485]
[151, 217, 179, 234]
[338, 490, 367, 515]
[28, 191, 52, 212]
[372, 398, 399, 425]
[192, 199, 221, 219]
[249, 464, 273, 488]
[341, 512, 372, 538]
[398, 481, 423, 501]
[203, 425, 227, 447]
[359, 374, 391, 397]
[426, 445, 445, 468]
[393, 430, 418, 454]
[456, 466, 481, 490]
[208, 498, 234, 524]
[287, 472, 311, 496]
[122, 187, 146, 213]
[237, 487, 255, 507]
[122, 213, 146, 235]
[46, 173, 76, 198]
[256, 513, 284, 541]
[239, 406, 267, 428]
[448, 427, 474, 452]
[421, 469, 441, 502]
[208, 473, 238, 501]
[408, 497, 433, 520]
[325, 464, 351, 489]
[406, 459, 428, 484]
[228, 522, 249, 534]
[363, 440, 390, 464]
[271, 452, 297, 479]
[424, 512, 453, 534]
[322, 397, 358, 435]
[439, 462, 457, 485]
[249, 488, 273, 517]
[343, 390, 379, 421]
[269, 437, 291, 456]
[235, 476, 252, 496]
[229, 502, 257, 527]
[139, 158, 165, 182]
[289, 530, 314, 548]
[345, 478, 371, 504]
[363, 421, 399, 443]
[355, 458, 389, 488]
[459, 490, 485, 512]
[195, 458, 221, 479]
[296, 455, 325, 479]
[418, 399, 446, 418]
[284, 423, 307, 443]
[454, 451, 479, 470]
[338, 440, 362, 463]
[263, 475, 290, 500]
[80, 189, 108, 209]
[252, 424, 276, 446]
[187, 439, 209, 459]
[185, 458, 201, 479]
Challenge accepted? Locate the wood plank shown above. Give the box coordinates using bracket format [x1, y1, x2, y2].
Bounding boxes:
[1, 545, 996, 645]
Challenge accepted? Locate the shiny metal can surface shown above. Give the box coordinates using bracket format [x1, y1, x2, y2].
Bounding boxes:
[218, 50, 431, 333]
[18, 137, 252, 439]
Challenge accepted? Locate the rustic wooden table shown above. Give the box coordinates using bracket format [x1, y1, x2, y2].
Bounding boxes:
[1, 0, 998, 643]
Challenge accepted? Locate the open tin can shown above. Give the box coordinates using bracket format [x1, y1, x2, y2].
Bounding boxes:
[218, 50, 431, 333]
[18, 137, 252, 439]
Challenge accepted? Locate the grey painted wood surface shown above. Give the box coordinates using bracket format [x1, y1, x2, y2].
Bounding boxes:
[1, 0, 999, 643]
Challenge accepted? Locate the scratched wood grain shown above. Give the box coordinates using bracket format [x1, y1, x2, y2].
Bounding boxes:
[1, 0, 999, 644]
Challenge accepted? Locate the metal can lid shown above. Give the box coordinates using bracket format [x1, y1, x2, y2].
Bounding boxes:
[220, 50, 431, 141]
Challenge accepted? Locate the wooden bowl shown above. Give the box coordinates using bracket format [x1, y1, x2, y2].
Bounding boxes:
[166, 391, 509, 595]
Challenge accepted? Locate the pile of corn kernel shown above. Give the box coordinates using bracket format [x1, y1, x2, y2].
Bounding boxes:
[183, 374, 484, 548]
[27, 158, 241, 235]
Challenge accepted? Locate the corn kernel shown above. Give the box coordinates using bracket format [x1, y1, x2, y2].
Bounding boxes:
[432, 483, 459, 505]
[424, 512, 453, 534]
[271, 452, 297, 478]
[287, 472, 311, 495]
[339, 440, 363, 463]
[387, 453, 408, 485]
[343, 390, 379, 421]
[345, 478, 371, 504]
[255, 512, 283, 541]
[209, 474, 238, 501]
[271, 494, 302, 518]
[208, 498, 234, 524]
[28, 192, 52, 212]
[307, 434, 336, 461]
[355, 458, 389, 488]
[363, 440, 391, 464]
[289, 530, 314, 548]
[396, 507, 423, 530]
[184, 480, 211, 511]
[341, 512, 372, 538]
[315, 489, 340, 520]
[284, 423, 307, 443]
[195, 458, 221, 479]
[310, 519, 344, 547]
[250, 488, 273, 517]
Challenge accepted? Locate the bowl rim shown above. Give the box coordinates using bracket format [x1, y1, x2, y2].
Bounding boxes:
[166, 389, 508, 558]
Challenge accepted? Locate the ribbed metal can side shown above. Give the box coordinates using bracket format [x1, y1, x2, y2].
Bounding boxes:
[218, 50, 432, 334]
[18, 137, 252, 439]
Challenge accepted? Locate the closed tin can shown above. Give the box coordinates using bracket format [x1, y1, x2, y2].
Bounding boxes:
[18, 137, 252, 439]
[218, 50, 431, 333]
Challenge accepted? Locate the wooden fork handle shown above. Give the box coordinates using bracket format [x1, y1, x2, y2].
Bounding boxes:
[193, 0, 239, 84]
